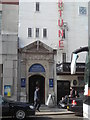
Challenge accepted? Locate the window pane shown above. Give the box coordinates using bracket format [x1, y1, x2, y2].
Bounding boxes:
[36, 28, 39, 38]
[28, 28, 32, 37]
[63, 29, 65, 39]
[79, 6, 87, 15]
[62, 53, 66, 63]
[43, 28, 47, 38]
[36, 2, 39, 11]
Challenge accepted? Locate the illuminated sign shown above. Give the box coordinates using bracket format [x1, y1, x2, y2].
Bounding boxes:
[58, 0, 64, 49]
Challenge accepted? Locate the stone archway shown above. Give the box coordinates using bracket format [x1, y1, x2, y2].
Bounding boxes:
[29, 75, 45, 104]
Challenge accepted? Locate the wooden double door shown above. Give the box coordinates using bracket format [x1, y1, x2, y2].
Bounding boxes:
[57, 80, 70, 104]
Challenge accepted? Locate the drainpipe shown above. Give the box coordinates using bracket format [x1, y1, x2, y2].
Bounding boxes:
[17, 49, 21, 101]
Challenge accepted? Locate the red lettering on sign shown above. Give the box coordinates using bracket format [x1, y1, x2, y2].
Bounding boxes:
[59, 40, 64, 48]
[58, 19, 63, 27]
[58, 10, 62, 16]
[58, 19, 60, 26]
[58, 30, 61, 37]
[58, 29, 63, 37]
[58, 0, 63, 10]
[58, 2, 63, 8]
[61, 29, 63, 37]
[58, 0, 64, 48]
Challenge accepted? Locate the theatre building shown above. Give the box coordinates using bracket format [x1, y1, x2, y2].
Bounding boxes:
[18, 1, 88, 104]
[0, 1, 88, 104]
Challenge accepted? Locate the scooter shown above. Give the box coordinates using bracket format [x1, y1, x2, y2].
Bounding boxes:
[58, 96, 68, 109]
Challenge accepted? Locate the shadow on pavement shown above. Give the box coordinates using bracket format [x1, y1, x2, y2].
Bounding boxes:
[1, 117, 88, 120]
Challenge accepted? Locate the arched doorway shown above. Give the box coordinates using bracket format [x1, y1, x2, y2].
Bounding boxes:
[29, 75, 45, 104]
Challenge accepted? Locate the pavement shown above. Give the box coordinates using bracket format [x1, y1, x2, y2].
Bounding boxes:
[35, 105, 74, 116]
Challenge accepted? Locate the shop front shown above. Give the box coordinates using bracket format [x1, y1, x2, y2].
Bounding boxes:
[56, 62, 85, 104]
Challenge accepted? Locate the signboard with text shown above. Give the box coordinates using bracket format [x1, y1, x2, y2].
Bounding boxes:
[4, 85, 11, 97]
[29, 64, 45, 72]
[49, 79, 54, 88]
[21, 78, 26, 87]
[58, 0, 64, 49]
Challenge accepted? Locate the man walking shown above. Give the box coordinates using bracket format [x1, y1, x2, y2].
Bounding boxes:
[70, 87, 75, 98]
[34, 86, 41, 112]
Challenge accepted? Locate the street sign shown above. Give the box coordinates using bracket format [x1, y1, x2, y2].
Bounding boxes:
[49, 79, 53, 88]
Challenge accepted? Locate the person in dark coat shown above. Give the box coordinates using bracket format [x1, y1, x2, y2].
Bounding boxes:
[75, 89, 79, 98]
[70, 87, 75, 98]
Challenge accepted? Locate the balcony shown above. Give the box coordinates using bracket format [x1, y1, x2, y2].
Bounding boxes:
[56, 62, 85, 75]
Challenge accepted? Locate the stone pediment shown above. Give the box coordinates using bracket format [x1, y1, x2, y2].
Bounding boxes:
[20, 40, 55, 54]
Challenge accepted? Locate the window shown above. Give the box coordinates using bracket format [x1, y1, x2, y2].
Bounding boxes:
[36, 28, 39, 38]
[43, 28, 47, 38]
[63, 29, 65, 39]
[62, 53, 66, 63]
[28, 28, 32, 37]
[79, 6, 87, 15]
[36, 2, 40, 11]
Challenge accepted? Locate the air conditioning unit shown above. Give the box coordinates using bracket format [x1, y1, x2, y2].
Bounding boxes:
[71, 79, 78, 87]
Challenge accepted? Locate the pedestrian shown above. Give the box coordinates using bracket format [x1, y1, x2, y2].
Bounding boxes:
[36, 87, 41, 111]
[75, 89, 79, 98]
[70, 87, 75, 98]
[34, 86, 41, 112]
[34, 86, 38, 108]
